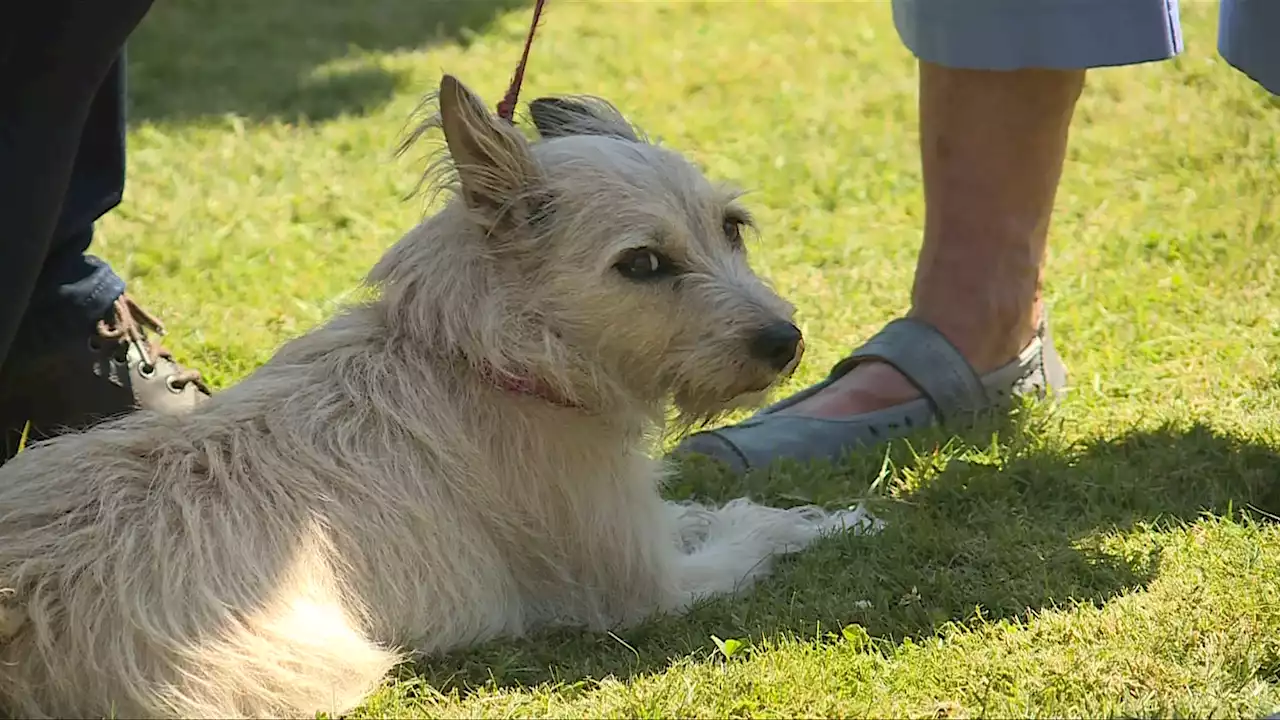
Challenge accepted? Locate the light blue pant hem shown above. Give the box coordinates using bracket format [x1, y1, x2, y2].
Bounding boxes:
[891, 0, 1182, 72]
[892, 0, 1279, 95]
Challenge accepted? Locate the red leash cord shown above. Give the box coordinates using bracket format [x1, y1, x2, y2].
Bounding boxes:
[490, 0, 578, 409]
[495, 0, 548, 123]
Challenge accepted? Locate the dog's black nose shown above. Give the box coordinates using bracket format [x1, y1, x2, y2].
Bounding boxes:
[749, 322, 803, 371]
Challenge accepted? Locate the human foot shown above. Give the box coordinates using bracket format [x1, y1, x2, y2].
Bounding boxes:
[778, 360, 929, 418]
[0, 292, 210, 459]
[777, 312, 1043, 419]
[669, 315, 1066, 476]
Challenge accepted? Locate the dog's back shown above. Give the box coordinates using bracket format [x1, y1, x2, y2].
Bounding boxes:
[0, 295, 647, 718]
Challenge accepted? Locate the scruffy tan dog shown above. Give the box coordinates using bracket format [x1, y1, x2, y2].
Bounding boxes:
[0, 75, 876, 719]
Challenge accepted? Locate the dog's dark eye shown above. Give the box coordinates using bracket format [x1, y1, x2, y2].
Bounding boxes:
[723, 216, 747, 249]
[615, 248, 673, 281]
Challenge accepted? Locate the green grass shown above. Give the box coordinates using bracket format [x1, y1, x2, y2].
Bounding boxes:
[102, 0, 1280, 716]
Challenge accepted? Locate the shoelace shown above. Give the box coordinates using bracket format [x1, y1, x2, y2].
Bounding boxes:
[95, 294, 209, 394]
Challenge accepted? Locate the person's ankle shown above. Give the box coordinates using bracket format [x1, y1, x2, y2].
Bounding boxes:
[907, 298, 1042, 375]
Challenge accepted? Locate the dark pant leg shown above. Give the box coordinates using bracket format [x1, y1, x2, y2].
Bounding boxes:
[0, 0, 154, 368]
[19, 56, 130, 351]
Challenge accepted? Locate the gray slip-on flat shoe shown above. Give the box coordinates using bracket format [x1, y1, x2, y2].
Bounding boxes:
[671, 314, 1068, 476]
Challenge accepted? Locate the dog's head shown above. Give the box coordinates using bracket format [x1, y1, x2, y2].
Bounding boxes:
[376, 75, 803, 423]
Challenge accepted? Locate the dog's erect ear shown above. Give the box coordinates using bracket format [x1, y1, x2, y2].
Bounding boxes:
[438, 74, 541, 220]
[528, 96, 643, 143]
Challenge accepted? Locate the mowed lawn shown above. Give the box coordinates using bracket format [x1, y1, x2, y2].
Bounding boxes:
[102, 1, 1280, 717]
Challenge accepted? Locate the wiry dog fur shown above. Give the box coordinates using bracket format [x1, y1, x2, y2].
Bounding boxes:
[0, 75, 875, 718]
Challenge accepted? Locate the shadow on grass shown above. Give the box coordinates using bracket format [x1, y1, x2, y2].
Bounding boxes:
[125, 0, 529, 123]
[404, 415, 1280, 698]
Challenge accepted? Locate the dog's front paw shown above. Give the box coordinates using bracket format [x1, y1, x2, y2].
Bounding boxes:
[817, 504, 885, 537]
[667, 500, 716, 552]
[762, 503, 885, 557]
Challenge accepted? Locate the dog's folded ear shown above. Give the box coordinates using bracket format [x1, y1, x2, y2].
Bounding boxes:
[528, 96, 642, 143]
[438, 74, 542, 222]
